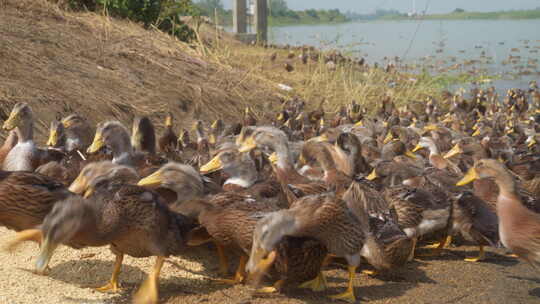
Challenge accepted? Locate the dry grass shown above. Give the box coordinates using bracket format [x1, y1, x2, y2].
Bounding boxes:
[0, 0, 441, 143]
[0, 0, 281, 141]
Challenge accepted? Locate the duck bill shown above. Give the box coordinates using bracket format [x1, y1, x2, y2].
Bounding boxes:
[83, 187, 94, 199]
[411, 144, 423, 153]
[200, 155, 223, 174]
[471, 128, 481, 137]
[268, 152, 278, 165]
[405, 150, 417, 159]
[456, 168, 479, 186]
[68, 175, 88, 195]
[35, 236, 59, 275]
[87, 132, 105, 153]
[165, 115, 173, 127]
[366, 169, 378, 180]
[383, 132, 394, 144]
[443, 144, 462, 159]
[238, 137, 257, 153]
[424, 124, 438, 132]
[46, 130, 58, 147]
[61, 117, 73, 128]
[246, 249, 276, 284]
[354, 120, 363, 127]
[137, 171, 163, 187]
[2, 112, 19, 131]
[527, 138, 537, 148]
[208, 134, 217, 145]
[310, 134, 328, 143]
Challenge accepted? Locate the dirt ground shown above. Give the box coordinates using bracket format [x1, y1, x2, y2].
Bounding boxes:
[0, 227, 538, 304]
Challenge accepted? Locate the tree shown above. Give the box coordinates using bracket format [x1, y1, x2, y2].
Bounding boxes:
[453, 8, 465, 13]
[195, 0, 224, 16]
[269, 0, 289, 17]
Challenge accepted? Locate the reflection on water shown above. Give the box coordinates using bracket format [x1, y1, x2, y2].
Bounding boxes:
[263, 20, 540, 91]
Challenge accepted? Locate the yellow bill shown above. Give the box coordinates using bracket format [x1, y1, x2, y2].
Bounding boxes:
[456, 167, 479, 186]
[405, 150, 417, 159]
[366, 169, 378, 180]
[87, 132, 105, 153]
[46, 130, 58, 146]
[165, 115, 173, 127]
[238, 137, 257, 153]
[383, 132, 394, 144]
[412, 144, 423, 153]
[268, 152, 278, 165]
[2, 112, 19, 131]
[68, 175, 88, 195]
[200, 155, 223, 174]
[443, 144, 463, 159]
[137, 171, 163, 187]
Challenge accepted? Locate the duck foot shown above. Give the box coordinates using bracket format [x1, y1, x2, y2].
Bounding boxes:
[464, 246, 485, 262]
[133, 256, 164, 304]
[95, 281, 121, 293]
[329, 289, 356, 303]
[299, 272, 327, 292]
[361, 269, 378, 276]
[255, 280, 284, 294]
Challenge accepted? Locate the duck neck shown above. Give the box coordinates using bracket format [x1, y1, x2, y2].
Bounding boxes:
[224, 165, 258, 189]
[273, 142, 294, 171]
[16, 119, 33, 143]
[494, 170, 518, 199]
[110, 132, 134, 159]
[426, 142, 440, 157]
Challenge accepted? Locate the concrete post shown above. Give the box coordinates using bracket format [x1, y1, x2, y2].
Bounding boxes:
[254, 0, 268, 42]
[233, 0, 247, 34]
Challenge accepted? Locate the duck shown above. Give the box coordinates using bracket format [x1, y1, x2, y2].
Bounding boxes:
[0, 170, 71, 236]
[187, 194, 280, 284]
[199, 148, 280, 199]
[238, 127, 311, 188]
[246, 192, 386, 303]
[22, 177, 198, 304]
[383, 186, 453, 260]
[87, 121, 164, 176]
[450, 191, 499, 262]
[47, 114, 94, 153]
[131, 116, 157, 155]
[2, 103, 58, 171]
[136, 162, 205, 209]
[68, 161, 140, 197]
[243, 107, 257, 127]
[457, 159, 540, 268]
[158, 112, 178, 154]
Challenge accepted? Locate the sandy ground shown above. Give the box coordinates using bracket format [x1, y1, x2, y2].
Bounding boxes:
[0, 227, 538, 304]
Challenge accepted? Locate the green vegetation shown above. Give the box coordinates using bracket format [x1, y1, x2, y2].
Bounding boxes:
[193, 0, 348, 26]
[67, 0, 197, 41]
[268, 0, 347, 26]
[381, 8, 540, 21]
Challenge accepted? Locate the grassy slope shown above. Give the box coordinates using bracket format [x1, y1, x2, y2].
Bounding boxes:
[0, 0, 281, 141]
[0, 0, 440, 142]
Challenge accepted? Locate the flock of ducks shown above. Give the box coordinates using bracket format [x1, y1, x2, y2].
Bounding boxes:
[0, 86, 539, 303]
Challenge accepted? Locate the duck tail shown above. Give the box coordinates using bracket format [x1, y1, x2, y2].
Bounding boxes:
[3, 229, 43, 252]
[361, 234, 391, 271]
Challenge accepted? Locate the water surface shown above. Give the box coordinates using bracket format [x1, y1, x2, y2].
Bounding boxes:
[265, 19, 540, 91]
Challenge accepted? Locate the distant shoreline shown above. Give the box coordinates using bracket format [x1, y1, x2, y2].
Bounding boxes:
[265, 10, 540, 28]
[378, 9, 540, 21]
